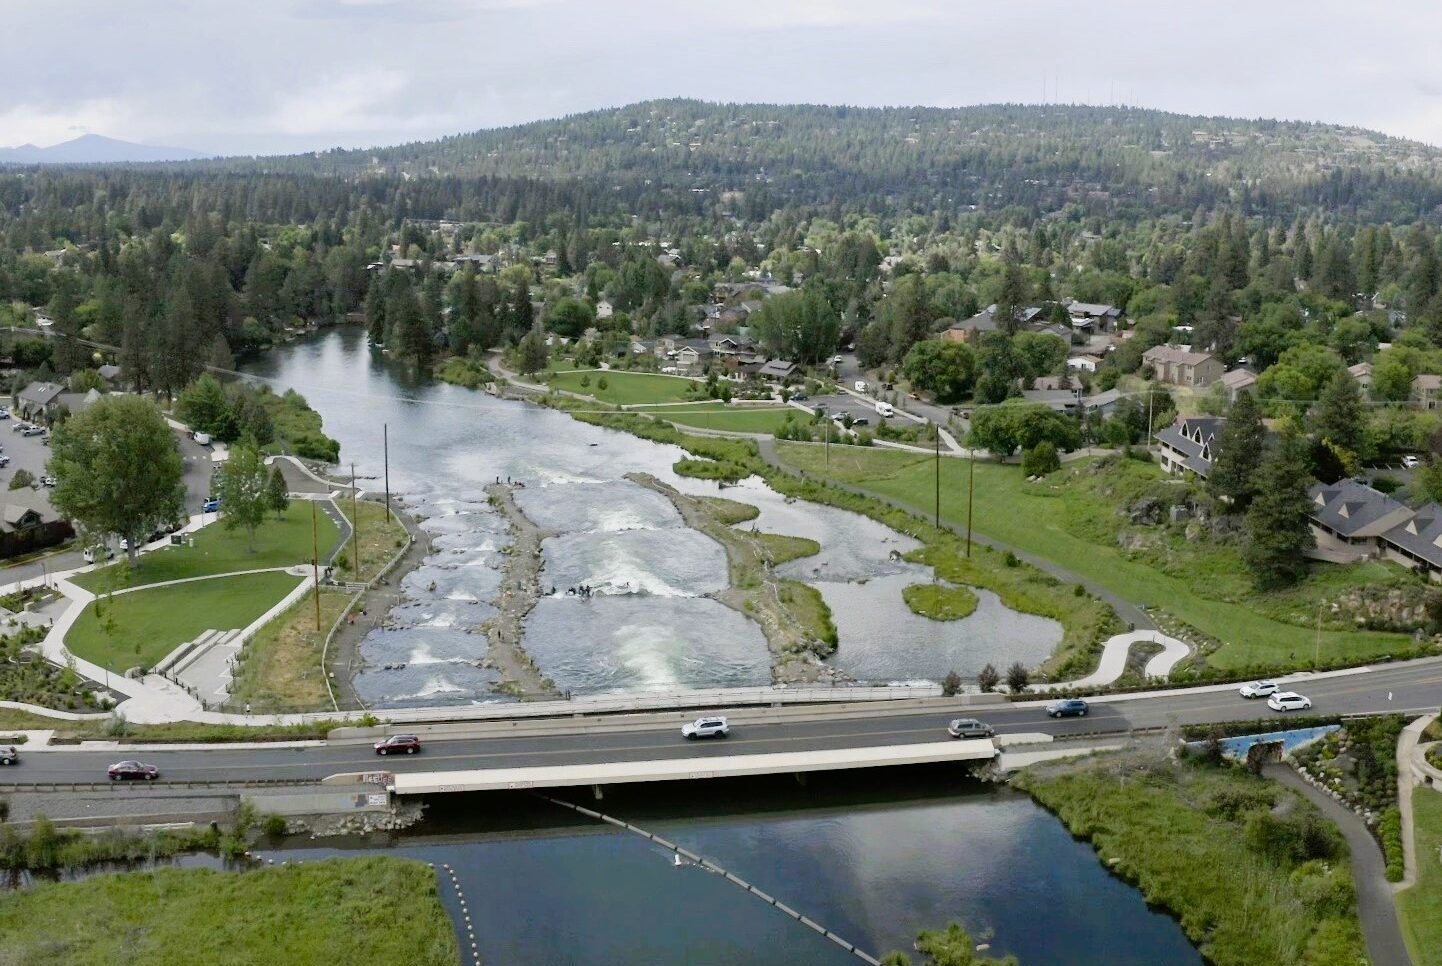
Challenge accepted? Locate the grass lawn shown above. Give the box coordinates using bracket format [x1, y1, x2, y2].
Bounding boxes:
[1399, 787, 1442, 965]
[67, 571, 305, 671]
[72, 503, 339, 594]
[547, 369, 703, 405]
[227, 589, 352, 713]
[777, 443, 1412, 670]
[0, 857, 457, 966]
[659, 407, 806, 434]
[333, 499, 407, 583]
[902, 582, 979, 620]
[1015, 752, 1367, 966]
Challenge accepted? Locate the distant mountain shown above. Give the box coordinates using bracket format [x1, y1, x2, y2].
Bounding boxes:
[0, 133, 207, 164]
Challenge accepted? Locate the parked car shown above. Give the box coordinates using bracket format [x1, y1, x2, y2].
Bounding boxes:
[854, 380, 868, 392]
[373, 734, 422, 756]
[21, 425, 44, 437]
[0, 409, 9, 420]
[851, 416, 869, 426]
[194, 432, 212, 446]
[202, 497, 220, 513]
[107, 760, 159, 781]
[1402, 455, 1423, 469]
[1238, 680, 1279, 699]
[0, 455, 9, 468]
[876, 401, 894, 417]
[0, 745, 17, 766]
[832, 356, 844, 366]
[681, 716, 730, 739]
[39, 475, 55, 487]
[1267, 691, 1313, 712]
[789, 391, 808, 402]
[1046, 699, 1089, 718]
[11, 421, 26, 433]
[946, 718, 995, 739]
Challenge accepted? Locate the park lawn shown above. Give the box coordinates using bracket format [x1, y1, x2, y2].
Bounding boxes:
[227, 589, 352, 713]
[66, 571, 304, 672]
[1399, 787, 1442, 965]
[333, 499, 407, 583]
[660, 407, 806, 434]
[71, 503, 339, 594]
[0, 857, 458, 966]
[547, 369, 702, 405]
[1015, 753, 1367, 966]
[902, 582, 979, 621]
[776, 442, 1411, 670]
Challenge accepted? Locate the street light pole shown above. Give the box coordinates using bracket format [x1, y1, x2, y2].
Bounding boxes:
[934, 427, 940, 532]
[966, 445, 975, 559]
[383, 423, 391, 520]
[350, 461, 361, 577]
[310, 499, 321, 632]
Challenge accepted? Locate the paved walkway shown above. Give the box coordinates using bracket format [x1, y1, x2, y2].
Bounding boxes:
[1033, 630, 1190, 691]
[1266, 763, 1413, 966]
[1396, 713, 1439, 892]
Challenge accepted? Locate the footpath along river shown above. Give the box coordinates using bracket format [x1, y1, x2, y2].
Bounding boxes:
[242, 329, 1061, 705]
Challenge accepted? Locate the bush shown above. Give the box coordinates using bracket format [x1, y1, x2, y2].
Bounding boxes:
[941, 670, 962, 697]
[1379, 806, 1404, 881]
[596, 376, 608, 391]
[976, 663, 999, 692]
[261, 813, 289, 838]
[1022, 440, 1061, 476]
[1005, 661, 1030, 692]
[8, 470, 34, 491]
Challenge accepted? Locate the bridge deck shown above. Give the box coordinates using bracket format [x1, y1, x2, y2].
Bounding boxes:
[388, 739, 996, 794]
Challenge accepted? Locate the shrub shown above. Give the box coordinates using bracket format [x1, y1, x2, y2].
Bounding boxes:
[8, 470, 34, 491]
[1005, 661, 1030, 692]
[596, 376, 608, 391]
[1379, 806, 1404, 881]
[261, 813, 289, 838]
[941, 670, 962, 697]
[976, 663, 999, 692]
[1022, 440, 1061, 476]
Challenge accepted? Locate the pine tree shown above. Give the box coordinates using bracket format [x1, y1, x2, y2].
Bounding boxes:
[1311, 371, 1365, 458]
[1209, 391, 1266, 511]
[1243, 428, 1315, 590]
[267, 466, 290, 521]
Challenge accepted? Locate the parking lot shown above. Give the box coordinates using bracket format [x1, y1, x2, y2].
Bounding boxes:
[803, 393, 885, 428]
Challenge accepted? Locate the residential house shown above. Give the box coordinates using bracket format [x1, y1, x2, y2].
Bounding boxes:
[1412, 374, 1442, 410]
[595, 299, 614, 320]
[96, 364, 122, 387]
[452, 253, 498, 272]
[1083, 387, 1124, 417]
[1066, 302, 1123, 331]
[1066, 355, 1104, 374]
[1306, 480, 1414, 563]
[0, 490, 72, 559]
[1218, 367, 1257, 403]
[1154, 416, 1226, 478]
[1142, 345, 1224, 388]
[758, 360, 799, 382]
[1348, 362, 1373, 392]
[670, 339, 714, 374]
[943, 310, 998, 343]
[53, 388, 102, 418]
[15, 381, 65, 422]
[1381, 503, 1442, 579]
[1019, 388, 1083, 414]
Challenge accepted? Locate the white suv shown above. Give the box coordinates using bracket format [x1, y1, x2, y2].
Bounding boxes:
[1267, 691, 1312, 712]
[1238, 680, 1278, 699]
[681, 716, 730, 740]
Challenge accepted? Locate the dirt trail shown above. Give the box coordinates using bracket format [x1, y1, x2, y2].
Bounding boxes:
[482, 483, 560, 699]
[626, 472, 848, 684]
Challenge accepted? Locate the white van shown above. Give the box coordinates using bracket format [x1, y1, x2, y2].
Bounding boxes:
[876, 401, 894, 418]
[854, 380, 867, 392]
[193, 432, 212, 446]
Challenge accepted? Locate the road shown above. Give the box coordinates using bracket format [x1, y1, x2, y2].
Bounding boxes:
[6, 659, 1440, 786]
[833, 352, 961, 429]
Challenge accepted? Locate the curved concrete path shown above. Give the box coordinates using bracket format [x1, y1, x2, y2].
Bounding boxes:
[1035, 630, 1190, 691]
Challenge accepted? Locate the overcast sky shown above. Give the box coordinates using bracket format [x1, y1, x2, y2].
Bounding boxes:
[6, 0, 1442, 156]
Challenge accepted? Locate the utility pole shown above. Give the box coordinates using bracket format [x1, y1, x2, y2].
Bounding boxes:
[350, 461, 361, 578]
[825, 415, 830, 467]
[934, 427, 940, 531]
[1146, 388, 1155, 450]
[310, 499, 321, 632]
[1314, 603, 1322, 669]
[383, 424, 391, 520]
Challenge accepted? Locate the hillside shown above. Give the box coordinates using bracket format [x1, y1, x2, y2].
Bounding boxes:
[0, 133, 206, 164]
[252, 100, 1442, 223]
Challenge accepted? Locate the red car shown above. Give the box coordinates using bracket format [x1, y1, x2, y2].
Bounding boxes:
[107, 760, 159, 781]
[373, 734, 422, 756]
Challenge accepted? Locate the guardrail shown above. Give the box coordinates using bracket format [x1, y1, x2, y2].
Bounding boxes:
[0, 777, 322, 792]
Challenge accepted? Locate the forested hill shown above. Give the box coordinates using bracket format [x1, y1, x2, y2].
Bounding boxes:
[224, 100, 1442, 224]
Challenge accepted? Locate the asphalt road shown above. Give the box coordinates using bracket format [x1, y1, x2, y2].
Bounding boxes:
[6, 659, 1440, 786]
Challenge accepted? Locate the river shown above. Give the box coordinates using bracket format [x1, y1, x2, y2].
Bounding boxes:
[241, 329, 1061, 704]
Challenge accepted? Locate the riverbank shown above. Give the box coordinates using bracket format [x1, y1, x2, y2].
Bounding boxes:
[1013, 748, 1369, 966]
[626, 473, 841, 683]
[0, 856, 457, 966]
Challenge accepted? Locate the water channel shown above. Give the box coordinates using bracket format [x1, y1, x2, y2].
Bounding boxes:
[241, 329, 1061, 704]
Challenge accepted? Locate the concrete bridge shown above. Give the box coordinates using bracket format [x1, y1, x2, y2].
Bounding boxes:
[386, 738, 997, 795]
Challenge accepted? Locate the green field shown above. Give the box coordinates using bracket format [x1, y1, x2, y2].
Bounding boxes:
[548, 369, 702, 405]
[72, 503, 338, 594]
[67, 571, 304, 671]
[1399, 787, 1442, 965]
[0, 857, 457, 966]
[776, 443, 1411, 669]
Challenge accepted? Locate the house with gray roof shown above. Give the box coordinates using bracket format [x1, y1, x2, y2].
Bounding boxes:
[1380, 503, 1442, 577]
[1218, 367, 1257, 402]
[15, 381, 65, 421]
[1306, 479, 1414, 563]
[1155, 416, 1226, 478]
[758, 359, 798, 382]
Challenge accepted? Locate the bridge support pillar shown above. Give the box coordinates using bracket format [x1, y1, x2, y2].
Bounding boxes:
[794, 773, 807, 786]
[591, 784, 604, 801]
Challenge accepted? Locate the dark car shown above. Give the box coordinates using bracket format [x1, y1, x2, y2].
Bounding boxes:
[946, 718, 995, 739]
[374, 734, 422, 756]
[1045, 699, 1089, 718]
[107, 760, 159, 781]
[0, 745, 17, 766]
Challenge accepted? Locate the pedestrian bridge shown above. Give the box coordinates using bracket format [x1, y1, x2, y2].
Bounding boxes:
[385, 739, 996, 795]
